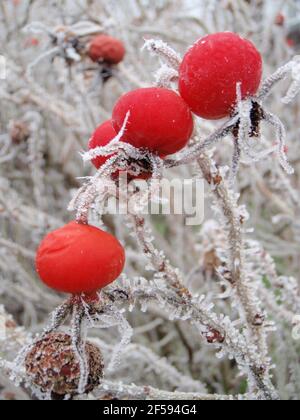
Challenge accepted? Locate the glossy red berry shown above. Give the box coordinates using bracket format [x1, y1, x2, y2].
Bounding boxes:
[179, 32, 263, 120]
[88, 120, 116, 170]
[88, 35, 126, 64]
[36, 221, 125, 295]
[112, 88, 194, 155]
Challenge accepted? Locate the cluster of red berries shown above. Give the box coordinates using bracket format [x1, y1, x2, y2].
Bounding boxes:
[36, 32, 263, 297]
[31, 32, 263, 398]
[88, 32, 262, 171]
[88, 87, 194, 179]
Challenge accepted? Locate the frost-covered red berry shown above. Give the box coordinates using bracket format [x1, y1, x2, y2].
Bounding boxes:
[36, 221, 125, 294]
[25, 333, 104, 398]
[88, 34, 126, 64]
[112, 87, 194, 155]
[88, 120, 152, 180]
[88, 120, 116, 169]
[179, 32, 263, 120]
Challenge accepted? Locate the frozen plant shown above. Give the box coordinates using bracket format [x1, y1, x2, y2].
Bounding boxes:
[0, 0, 300, 401]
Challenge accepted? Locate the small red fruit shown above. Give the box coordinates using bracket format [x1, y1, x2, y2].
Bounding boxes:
[112, 88, 194, 155]
[275, 13, 285, 26]
[88, 34, 126, 64]
[179, 32, 263, 120]
[24, 37, 40, 48]
[88, 120, 152, 180]
[88, 120, 116, 170]
[286, 38, 295, 48]
[36, 221, 125, 294]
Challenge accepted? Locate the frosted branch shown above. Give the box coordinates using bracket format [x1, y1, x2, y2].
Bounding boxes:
[71, 303, 89, 395]
[142, 39, 182, 70]
[258, 56, 300, 101]
[98, 380, 248, 400]
[264, 111, 294, 175]
[155, 64, 179, 88]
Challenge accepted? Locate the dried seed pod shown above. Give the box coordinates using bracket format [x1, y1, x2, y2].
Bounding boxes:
[202, 249, 221, 276]
[9, 121, 30, 144]
[25, 333, 104, 398]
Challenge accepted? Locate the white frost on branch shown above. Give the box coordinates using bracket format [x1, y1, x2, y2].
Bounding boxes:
[142, 39, 182, 70]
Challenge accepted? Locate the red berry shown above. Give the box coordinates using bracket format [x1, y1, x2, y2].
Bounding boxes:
[30, 37, 39, 46]
[88, 120, 152, 180]
[275, 13, 285, 26]
[179, 32, 263, 120]
[36, 221, 125, 294]
[88, 120, 116, 170]
[112, 88, 194, 155]
[88, 35, 126, 64]
[286, 38, 295, 48]
[24, 37, 40, 48]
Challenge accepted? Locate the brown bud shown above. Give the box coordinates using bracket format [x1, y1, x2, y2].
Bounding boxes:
[213, 174, 223, 186]
[205, 328, 225, 344]
[253, 314, 265, 327]
[203, 249, 221, 275]
[5, 319, 17, 329]
[9, 121, 30, 144]
[25, 333, 104, 398]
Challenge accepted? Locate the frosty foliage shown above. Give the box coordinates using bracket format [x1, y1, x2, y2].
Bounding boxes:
[0, 0, 300, 402]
